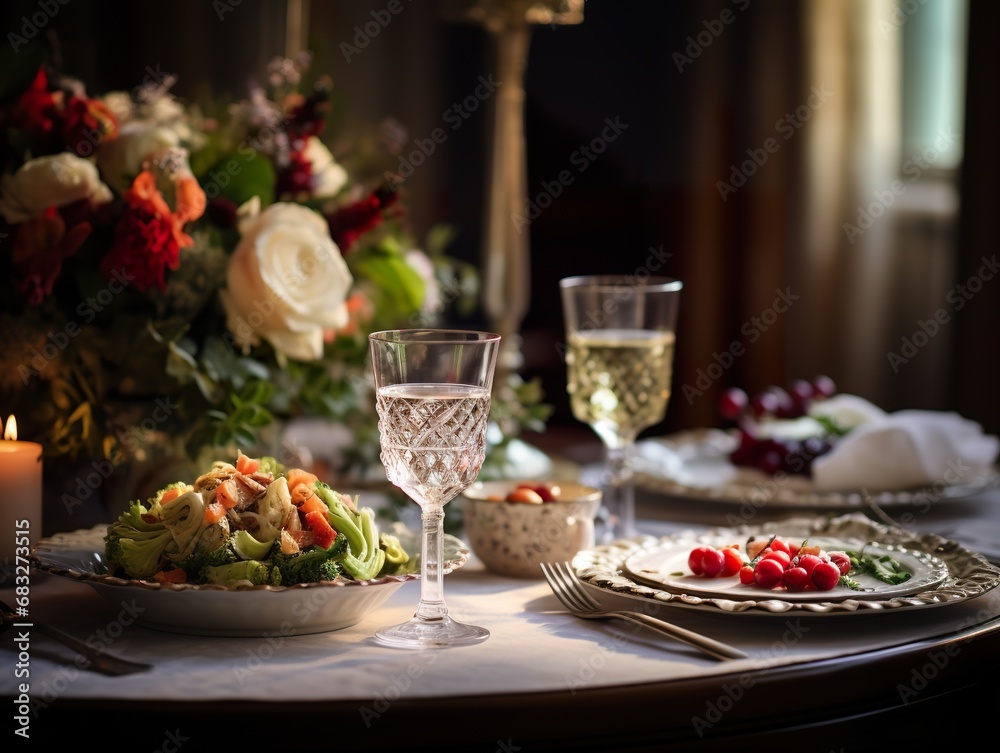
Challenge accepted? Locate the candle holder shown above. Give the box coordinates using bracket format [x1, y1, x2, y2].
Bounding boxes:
[444, 1, 585, 393]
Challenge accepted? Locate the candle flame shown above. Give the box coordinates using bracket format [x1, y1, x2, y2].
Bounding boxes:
[4, 415, 17, 441]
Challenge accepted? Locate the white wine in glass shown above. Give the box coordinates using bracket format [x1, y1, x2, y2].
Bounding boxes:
[560, 277, 682, 540]
[370, 329, 499, 648]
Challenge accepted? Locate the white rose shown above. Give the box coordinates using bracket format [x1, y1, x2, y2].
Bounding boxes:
[100, 91, 135, 125]
[221, 201, 353, 361]
[97, 119, 180, 192]
[0, 153, 113, 224]
[302, 136, 348, 198]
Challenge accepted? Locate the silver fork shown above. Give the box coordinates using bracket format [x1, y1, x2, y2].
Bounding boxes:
[0, 599, 152, 676]
[540, 562, 749, 661]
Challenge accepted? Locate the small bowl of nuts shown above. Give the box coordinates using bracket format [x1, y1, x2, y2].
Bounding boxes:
[460, 480, 602, 578]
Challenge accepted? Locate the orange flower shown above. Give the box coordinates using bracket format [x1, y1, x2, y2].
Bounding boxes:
[100, 169, 205, 292]
[325, 292, 373, 342]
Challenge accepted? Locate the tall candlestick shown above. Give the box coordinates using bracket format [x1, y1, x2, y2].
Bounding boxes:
[0, 416, 43, 569]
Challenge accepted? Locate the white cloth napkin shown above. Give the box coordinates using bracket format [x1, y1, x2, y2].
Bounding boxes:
[810, 404, 1000, 492]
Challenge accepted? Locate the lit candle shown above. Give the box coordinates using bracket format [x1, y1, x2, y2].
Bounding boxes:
[0, 416, 43, 568]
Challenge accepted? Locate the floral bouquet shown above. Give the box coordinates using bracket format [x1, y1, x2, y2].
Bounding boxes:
[0, 52, 533, 520]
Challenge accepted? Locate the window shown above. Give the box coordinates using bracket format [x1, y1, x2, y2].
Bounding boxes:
[900, 0, 968, 172]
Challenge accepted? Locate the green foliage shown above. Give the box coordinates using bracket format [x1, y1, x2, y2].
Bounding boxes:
[348, 237, 426, 330]
[198, 152, 276, 207]
[207, 379, 274, 448]
[814, 415, 851, 437]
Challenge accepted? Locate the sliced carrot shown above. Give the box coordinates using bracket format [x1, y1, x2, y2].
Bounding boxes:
[160, 488, 183, 505]
[286, 468, 319, 493]
[204, 501, 226, 525]
[304, 510, 338, 549]
[236, 451, 261, 476]
[291, 483, 318, 506]
[154, 568, 187, 584]
[297, 493, 328, 517]
[215, 479, 239, 510]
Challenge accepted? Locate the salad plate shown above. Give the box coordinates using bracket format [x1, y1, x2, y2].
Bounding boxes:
[633, 428, 1000, 508]
[30, 524, 469, 637]
[572, 513, 1000, 617]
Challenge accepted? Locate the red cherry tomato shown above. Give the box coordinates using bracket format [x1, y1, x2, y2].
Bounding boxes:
[700, 548, 726, 577]
[739, 565, 756, 585]
[753, 558, 785, 589]
[829, 551, 851, 576]
[782, 566, 810, 592]
[769, 538, 791, 555]
[811, 561, 841, 591]
[688, 546, 716, 576]
[797, 553, 823, 576]
[762, 550, 791, 570]
[721, 547, 743, 577]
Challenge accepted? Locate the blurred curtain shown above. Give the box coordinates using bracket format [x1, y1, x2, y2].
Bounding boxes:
[796, 0, 903, 403]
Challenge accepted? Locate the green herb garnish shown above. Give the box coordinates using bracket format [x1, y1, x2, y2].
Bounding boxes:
[845, 548, 912, 585]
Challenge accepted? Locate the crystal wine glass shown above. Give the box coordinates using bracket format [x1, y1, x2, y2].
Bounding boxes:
[369, 329, 500, 648]
[559, 276, 682, 541]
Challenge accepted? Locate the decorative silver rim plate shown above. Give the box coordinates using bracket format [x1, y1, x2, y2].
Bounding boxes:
[633, 428, 1000, 508]
[573, 513, 1000, 617]
[623, 536, 949, 602]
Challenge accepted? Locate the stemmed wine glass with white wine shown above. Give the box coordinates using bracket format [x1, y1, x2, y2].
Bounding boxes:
[559, 276, 682, 541]
[369, 329, 499, 648]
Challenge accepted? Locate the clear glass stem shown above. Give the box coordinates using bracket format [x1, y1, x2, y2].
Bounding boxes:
[603, 443, 636, 541]
[415, 503, 447, 622]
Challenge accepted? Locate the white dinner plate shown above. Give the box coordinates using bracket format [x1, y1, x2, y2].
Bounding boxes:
[623, 536, 949, 602]
[633, 428, 1000, 508]
[572, 513, 1000, 618]
[30, 524, 468, 637]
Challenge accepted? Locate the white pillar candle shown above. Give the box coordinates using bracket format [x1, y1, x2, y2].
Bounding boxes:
[0, 416, 43, 568]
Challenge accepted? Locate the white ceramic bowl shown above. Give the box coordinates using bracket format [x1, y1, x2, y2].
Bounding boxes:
[460, 480, 602, 578]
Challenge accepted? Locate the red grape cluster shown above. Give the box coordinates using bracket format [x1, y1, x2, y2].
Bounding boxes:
[718, 376, 838, 476]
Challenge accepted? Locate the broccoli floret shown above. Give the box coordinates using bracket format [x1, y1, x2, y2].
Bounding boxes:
[202, 560, 276, 586]
[259, 456, 282, 475]
[177, 540, 239, 581]
[377, 533, 411, 576]
[271, 535, 349, 585]
[105, 501, 180, 579]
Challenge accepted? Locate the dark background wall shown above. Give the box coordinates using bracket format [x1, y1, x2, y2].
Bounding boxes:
[2, 0, 997, 439]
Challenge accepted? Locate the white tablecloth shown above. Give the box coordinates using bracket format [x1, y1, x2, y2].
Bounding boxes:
[4, 544, 999, 704]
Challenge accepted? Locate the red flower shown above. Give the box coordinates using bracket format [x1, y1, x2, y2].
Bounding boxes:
[11, 207, 91, 305]
[60, 96, 118, 157]
[11, 69, 60, 146]
[284, 80, 330, 148]
[10, 68, 118, 156]
[325, 186, 399, 253]
[100, 171, 203, 292]
[275, 149, 313, 199]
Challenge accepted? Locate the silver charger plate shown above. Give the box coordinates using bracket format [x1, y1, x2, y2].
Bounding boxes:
[572, 513, 1000, 617]
[633, 428, 1000, 508]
